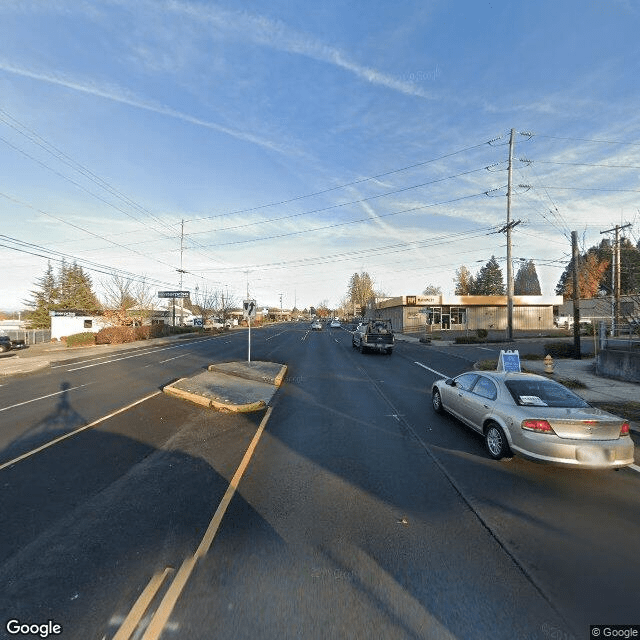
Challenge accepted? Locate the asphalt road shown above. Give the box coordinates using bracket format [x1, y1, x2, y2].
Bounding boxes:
[0, 324, 638, 640]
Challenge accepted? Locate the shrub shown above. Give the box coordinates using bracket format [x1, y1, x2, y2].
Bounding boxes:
[476, 328, 488, 340]
[543, 341, 578, 358]
[66, 332, 96, 347]
[95, 326, 137, 345]
[455, 336, 482, 344]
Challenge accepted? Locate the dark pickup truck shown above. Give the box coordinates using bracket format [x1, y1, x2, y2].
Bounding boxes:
[352, 319, 395, 355]
[0, 336, 26, 352]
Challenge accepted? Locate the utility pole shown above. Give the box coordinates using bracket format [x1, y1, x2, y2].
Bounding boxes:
[178, 219, 185, 326]
[600, 223, 631, 336]
[571, 231, 581, 359]
[279, 293, 283, 322]
[500, 128, 521, 341]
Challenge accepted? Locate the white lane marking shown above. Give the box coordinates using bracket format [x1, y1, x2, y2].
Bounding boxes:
[0, 383, 93, 413]
[266, 330, 287, 341]
[50, 347, 159, 369]
[630, 464, 640, 474]
[414, 361, 448, 379]
[158, 354, 189, 364]
[56, 337, 217, 372]
[0, 391, 161, 471]
[67, 343, 193, 371]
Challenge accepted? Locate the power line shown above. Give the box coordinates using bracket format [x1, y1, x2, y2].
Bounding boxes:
[186, 164, 501, 238]
[532, 133, 640, 146]
[194, 189, 505, 249]
[533, 160, 640, 170]
[185, 139, 497, 224]
[192, 225, 500, 272]
[0, 236, 176, 288]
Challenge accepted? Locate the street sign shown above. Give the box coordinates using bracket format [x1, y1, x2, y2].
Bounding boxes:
[243, 299, 257, 319]
[158, 291, 190, 298]
[193, 318, 203, 327]
[497, 349, 521, 372]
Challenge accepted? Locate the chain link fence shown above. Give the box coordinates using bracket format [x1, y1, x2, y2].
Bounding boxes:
[1, 329, 51, 345]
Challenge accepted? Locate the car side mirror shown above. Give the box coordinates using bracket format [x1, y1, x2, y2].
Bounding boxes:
[445, 379, 456, 387]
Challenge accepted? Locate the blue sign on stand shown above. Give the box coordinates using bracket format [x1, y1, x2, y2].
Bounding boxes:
[497, 349, 521, 372]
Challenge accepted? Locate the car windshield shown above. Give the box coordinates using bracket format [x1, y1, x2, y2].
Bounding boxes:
[505, 379, 590, 408]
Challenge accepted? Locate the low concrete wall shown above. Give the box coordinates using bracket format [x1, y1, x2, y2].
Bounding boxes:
[596, 348, 640, 383]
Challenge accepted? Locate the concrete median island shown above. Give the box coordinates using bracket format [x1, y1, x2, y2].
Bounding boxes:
[163, 360, 287, 412]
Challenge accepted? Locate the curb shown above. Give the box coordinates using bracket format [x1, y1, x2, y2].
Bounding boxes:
[163, 362, 287, 413]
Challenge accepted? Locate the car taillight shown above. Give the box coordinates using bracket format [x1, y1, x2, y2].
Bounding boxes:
[521, 419, 555, 434]
[620, 422, 630, 436]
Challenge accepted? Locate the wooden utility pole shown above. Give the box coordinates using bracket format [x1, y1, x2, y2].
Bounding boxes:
[571, 231, 581, 359]
[506, 129, 515, 341]
[600, 223, 631, 336]
[500, 129, 522, 341]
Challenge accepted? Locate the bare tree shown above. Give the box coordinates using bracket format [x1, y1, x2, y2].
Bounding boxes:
[219, 288, 237, 325]
[192, 286, 220, 325]
[101, 274, 139, 325]
[133, 277, 156, 322]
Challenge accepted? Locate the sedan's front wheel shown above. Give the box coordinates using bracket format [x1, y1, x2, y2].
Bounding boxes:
[432, 388, 444, 414]
[484, 422, 511, 460]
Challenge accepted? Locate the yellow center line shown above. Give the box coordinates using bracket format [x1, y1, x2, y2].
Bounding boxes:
[140, 405, 274, 640]
[112, 567, 174, 640]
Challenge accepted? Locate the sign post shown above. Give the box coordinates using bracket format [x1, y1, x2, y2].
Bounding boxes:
[158, 291, 190, 327]
[243, 299, 257, 363]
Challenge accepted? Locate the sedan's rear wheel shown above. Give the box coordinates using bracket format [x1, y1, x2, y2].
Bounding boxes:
[485, 422, 511, 460]
[432, 388, 444, 414]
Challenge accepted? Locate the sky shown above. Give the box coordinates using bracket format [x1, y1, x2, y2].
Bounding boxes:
[1, 0, 639, 313]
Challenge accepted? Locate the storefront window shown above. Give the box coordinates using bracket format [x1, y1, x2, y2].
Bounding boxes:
[426, 307, 441, 325]
[450, 307, 466, 325]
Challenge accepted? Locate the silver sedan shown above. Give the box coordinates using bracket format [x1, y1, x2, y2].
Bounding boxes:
[431, 371, 634, 468]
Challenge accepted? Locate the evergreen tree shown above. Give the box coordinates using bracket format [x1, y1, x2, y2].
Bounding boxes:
[474, 256, 505, 295]
[24, 261, 100, 328]
[514, 260, 542, 295]
[24, 261, 59, 328]
[60, 262, 100, 310]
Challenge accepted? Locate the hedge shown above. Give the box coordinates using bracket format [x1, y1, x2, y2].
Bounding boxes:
[66, 332, 97, 347]
[543, 341, 578, 358]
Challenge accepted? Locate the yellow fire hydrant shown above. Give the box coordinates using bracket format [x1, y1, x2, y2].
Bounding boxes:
[544, 354, 554, 374]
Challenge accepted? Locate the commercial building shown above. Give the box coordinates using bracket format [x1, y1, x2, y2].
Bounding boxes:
[368, 294, 564, 333]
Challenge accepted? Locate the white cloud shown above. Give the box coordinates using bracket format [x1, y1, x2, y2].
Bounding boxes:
[160, 0, 434, 99]
[0, 58, 294, 156]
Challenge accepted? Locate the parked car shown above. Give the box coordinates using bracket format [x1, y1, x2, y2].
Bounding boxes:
[330, 319, 341, 328]
[431, 371, 634, 468]
[0, 336, 12, 353]
[554, 315, 573, 328]
[311, 320, 322, 331]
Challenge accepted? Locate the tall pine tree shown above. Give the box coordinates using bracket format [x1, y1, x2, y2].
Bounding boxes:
[25, 262, 59, 328]
[474, 256, 506, 295]
[25, 261, 100, 328]
[514, 260, 542, 295]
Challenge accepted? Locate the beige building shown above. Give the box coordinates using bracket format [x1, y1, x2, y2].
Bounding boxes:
[368, 294, 564, 333]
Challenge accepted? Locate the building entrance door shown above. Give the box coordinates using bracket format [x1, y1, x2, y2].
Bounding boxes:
[441, 313, 450, 329]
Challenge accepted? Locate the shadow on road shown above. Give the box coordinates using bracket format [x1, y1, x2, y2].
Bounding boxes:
[0, 389, 276, 640]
